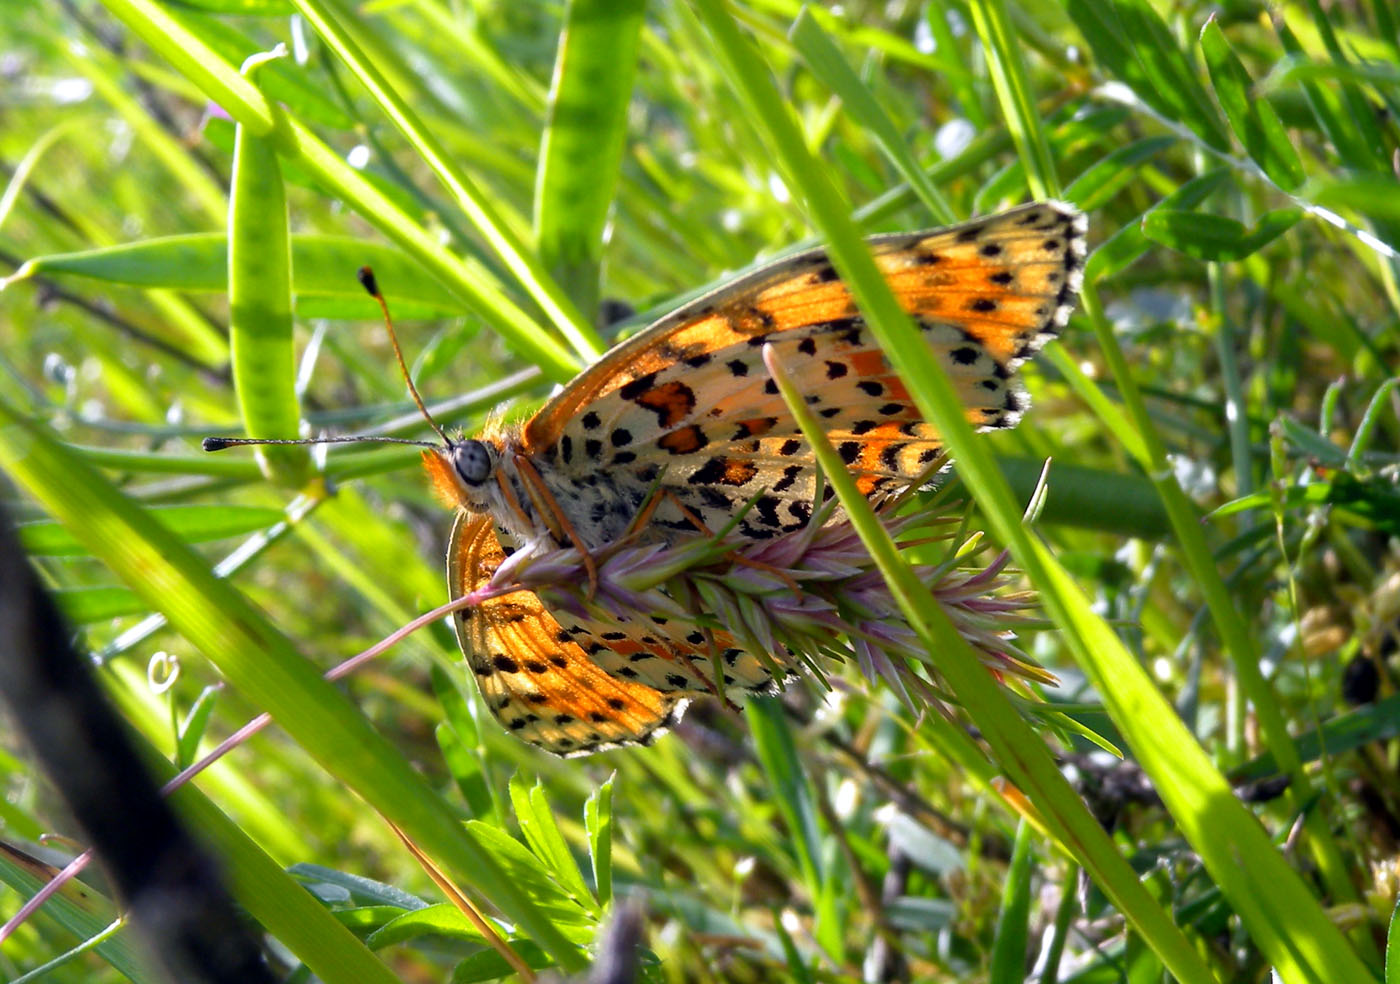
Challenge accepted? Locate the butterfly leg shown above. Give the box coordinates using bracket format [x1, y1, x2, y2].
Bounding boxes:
[512, 454, 601, 596]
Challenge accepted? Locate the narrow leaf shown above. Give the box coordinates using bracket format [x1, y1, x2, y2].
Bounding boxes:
[1141, 207, 1301, 262]
[6, 235, 467, 320]
[1200, 18, 1305, 190]
[988, 821, 1034, 984]
[584, 774, 614, 909]
[534, 0, 646, 318]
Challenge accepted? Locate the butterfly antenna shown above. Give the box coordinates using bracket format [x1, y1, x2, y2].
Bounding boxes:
[358, 266, 450, 446]
[202, 435, 438, 452]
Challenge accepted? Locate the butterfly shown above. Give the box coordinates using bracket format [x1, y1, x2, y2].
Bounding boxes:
[422, 202, 1086, 756]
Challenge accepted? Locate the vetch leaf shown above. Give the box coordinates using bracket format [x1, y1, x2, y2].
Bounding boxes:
[1200, 18, 1305, 191]
[461, 821, 596, 944]
[1084, 169, 1232, 281]
[5, 235, 467, 321]
[1141, 207, 1301, 261]
[584, 774, 614, 910]
[508, 777, 599, 915]
[1063, 135, 1177, 211]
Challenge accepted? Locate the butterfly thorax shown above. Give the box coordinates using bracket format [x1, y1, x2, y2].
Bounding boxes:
[424, 429, 659, 552]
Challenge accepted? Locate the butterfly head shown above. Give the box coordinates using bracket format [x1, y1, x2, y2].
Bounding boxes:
[423, 437, 502, 511]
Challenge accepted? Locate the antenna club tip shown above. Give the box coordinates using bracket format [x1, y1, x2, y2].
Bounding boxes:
[357, 266, 380, 298]
[202, 437, 232, 452]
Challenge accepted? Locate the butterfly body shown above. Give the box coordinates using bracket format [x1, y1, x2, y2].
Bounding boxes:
[428, 202, 1086, 755]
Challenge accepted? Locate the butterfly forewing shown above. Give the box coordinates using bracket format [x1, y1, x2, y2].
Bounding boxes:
[528, 202, 1085, 541]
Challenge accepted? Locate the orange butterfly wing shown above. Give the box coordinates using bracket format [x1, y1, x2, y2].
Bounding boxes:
[523, 201, 1083, 452]
[521, 202, 1084, 539]
[448, 513, 685, 755]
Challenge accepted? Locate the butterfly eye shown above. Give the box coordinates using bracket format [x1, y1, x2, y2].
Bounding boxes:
[451, 440, 494, 485]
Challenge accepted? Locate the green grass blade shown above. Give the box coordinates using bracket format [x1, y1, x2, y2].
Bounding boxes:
[67, 43, 227, 226]
[97, 0, 583, 382]
[148, 745, 405, 984]
[1387, 895, 1400, 984]
[695, 6, 1374, 979]
[1293, 0, 1390, 171]
[0, 850, 145, 981]
[988, 821, 1033, 984]
[96, 0, 276, 135]
[686, 7, 1219, 978]
[789, 9, 954, 224]
[1272, 14, 1386, 173]
[1066, 0, 1230, 153]
[534, 0, 646, 319]
[762, 333, 1219, 984]
[965, 0, 1060, 198]
[584, 774, 614, 910]
[747, 697, 827, 916]
[288, 0, 605, 362]
[6, 234, 471, 321]
[1199, 18, 1306, 191]
[1074, 278, 1376, 981]
[19, 505, 282, 554]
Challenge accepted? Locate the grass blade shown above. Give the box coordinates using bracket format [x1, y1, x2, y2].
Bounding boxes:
[534, 0, 646, 318]
[1200, 17, 1306, 191]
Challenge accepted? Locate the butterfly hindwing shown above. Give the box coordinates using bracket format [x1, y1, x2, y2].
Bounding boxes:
[449, 513, 686, 755]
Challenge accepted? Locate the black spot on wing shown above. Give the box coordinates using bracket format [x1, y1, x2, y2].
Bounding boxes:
[618, 371, 659, 401]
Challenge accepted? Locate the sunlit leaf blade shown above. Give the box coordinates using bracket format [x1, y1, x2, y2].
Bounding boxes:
[7, 235, 468, 320]
[1063, 135, 1177, 211]
[287, 0, 604, 363]
[450, 939, 553, 984]
[790, 9, 954, 223]
[1272, 14, 1387, 174]
[19, 505, 282, 555]
[1141, 207, 1302, 261]
[229, 106, 306, 484]
[988, 822, 1033, 984]
[965, 0, 1060, 198]
[508, 777, 599, 915]
[164, 4, 352, 127]
[0, 844, 145, 980]
[52, 585, 147, 622]
[1305, 175, 1400, 226]
[1084, 169, 1232, 281]
[584, 774, 613, 910]
[1066, 0, 1230, 152]
[1230, 695, 1400, 783]
[460, 822, 596, 944]
[1199, 18, 1305, 191]
[534, 0, 646, 318]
